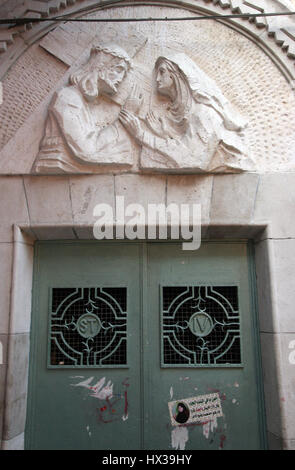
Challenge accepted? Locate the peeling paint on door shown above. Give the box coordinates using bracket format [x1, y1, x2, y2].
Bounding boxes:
[171, 426, 189, 450]
[70, 376, 130, 424]
[203, 417, 218, 439]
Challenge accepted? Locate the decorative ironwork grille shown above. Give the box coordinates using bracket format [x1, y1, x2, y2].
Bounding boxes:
[48, 287, 127, 368]
[161, 286, 242, 367]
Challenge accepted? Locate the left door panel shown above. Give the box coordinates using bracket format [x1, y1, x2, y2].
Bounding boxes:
[25, 242, 142, 450]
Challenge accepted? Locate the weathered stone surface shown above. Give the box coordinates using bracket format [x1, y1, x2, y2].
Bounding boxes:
[115, 174, 166, 210]
[0, 178, 29, 242]
[0, 4, 295, 174]
[34, 44, 134, 173]
[31, 225, 76, 240]
[260, 332, 284, 437]
[70, 175, 115, 239]
[272, 239, 295, 333]
[255, 239, 278, 333]
[3, 333, 30, 440]
[283, 439, 295, 450]
[0, 334, 8, 365]
[253, 174, 295, 238]
[166, 175, 213, 225]
[1, 432, 24, 451]
[9, 242, 34, 335]
[0, 44, 67, 152]
[23, 176, 73, 224]
[209, 173, 259, 224]
[0, 364, 7, 445]
[278, 333, 295, 440]
[0, 243, 13, 334]
[267, 431, 282, 450]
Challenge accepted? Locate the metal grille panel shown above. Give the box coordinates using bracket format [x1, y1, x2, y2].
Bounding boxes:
[161, 285, 242, 367]
[49, 287, 127, 368]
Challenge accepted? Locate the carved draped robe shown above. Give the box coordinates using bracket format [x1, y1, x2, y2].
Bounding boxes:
[140, 99, 253, 173]
[33, 85, 133, 173]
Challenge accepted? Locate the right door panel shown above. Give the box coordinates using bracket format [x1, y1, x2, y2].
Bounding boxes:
[144, 242, 266, 450]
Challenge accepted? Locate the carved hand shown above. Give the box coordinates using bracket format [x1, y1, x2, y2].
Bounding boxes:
[119, 109, 143, 142]
[123, 84, 143, 114]
[146, 111, 164, 137]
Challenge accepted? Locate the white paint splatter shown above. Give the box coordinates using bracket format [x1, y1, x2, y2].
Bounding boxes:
[232, 399, 237, 404]
[71, 377, 94, 388]
[171, 427, 189, 450]
[170, 387, 174, 400]
[70, 376, 114, 400]
[91, 380, 113, 400]
[234, 382, 239, 388]
[203, 417, 218, 439]
[122, 414, 129, 422]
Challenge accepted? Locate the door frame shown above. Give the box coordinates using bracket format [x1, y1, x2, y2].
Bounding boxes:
[2, 223, 274, 449]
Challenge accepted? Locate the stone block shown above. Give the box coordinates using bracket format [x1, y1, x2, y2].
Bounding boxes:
[206, 224, 266, 240]
[0, 243, 13, 334]
[253, 174, 295, 238]
[115, 174, 166, 209]
[70, 175, 115, 222]
[277, 333, 295, 440]
[283, 439, 295, 450]
[0, 364, 7, 444]
[166, 175, 213, 225]
[31, 225, 76, 240]
[114, 174, 167, 241]
[9, 242, 34, 334]
[272, 239, 295, 333]
[1, 432, 24, 450]
[0, 334, 8, 365]
[267, 431, 282, 450]
[260, 333, 284, 437]
[3, 333, 29, 440]
[13, 225, 35, 246]
[0, 177, 29, 242]
[255, 239, 279, 333]
[24, 176, 73, 224]
[70, 175, 115, 239]
[209, 173, 259, 226]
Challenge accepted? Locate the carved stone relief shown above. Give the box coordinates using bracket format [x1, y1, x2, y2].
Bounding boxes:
[1, 4, 295, 174]
[119, 53, 253, 173]
[33, 44, 253, 174]
[34, 44, 134, 173]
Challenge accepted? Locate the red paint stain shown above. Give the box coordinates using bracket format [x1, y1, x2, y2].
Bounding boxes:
[206, 387, 226, 401]
[219, 434, 226, 449]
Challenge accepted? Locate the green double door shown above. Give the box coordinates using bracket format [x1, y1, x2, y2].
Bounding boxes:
[25, 241, 266, 450]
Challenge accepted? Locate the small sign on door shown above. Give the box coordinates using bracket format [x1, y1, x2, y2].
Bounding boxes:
[168, 393, 223, 426]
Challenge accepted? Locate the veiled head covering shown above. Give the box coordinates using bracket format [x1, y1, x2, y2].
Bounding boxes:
[155, 53, 246, 132]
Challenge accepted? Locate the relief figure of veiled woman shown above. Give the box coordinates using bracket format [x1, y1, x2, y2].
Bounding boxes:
[119, 53, 253, 172]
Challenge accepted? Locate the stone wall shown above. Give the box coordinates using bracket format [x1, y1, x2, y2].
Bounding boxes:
[0, 0, 295, 450]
